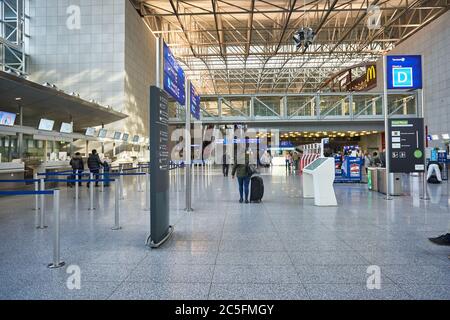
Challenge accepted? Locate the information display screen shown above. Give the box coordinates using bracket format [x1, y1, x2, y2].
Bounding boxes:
[163, 42, 185, 105]
[60, 122, 73, 134]
[122, 133, 129, 142]
[0, 111, 16, 126]
[388, 118, 425, 172]
[98, 128, 107, 138]
[85, 127, 96, 136]
[113, 132, 122, 140]
[38, 119, 55, 131]
[132, 135, 139, 143]
[304, 158, 328, 171]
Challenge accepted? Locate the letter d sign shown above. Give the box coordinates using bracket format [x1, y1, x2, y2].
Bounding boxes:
[393, 67, 413, 88]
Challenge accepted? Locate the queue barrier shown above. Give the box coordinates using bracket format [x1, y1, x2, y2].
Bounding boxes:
[0, 189, 64, 269]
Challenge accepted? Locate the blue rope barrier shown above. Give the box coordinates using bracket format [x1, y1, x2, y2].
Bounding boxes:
[36, 172, 147, 177]
[0, 190, 54, 196]
[0, 179, 40, 183]
[107, 172, 146, 176]
[44, 179, 116, 183]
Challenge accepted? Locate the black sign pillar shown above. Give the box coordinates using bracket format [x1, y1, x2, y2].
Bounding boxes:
[146, 86, 173, 248]
[388, 118, 425, 173]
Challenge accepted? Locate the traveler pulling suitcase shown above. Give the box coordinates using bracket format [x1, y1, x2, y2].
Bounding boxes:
[250, 175, 264, 203]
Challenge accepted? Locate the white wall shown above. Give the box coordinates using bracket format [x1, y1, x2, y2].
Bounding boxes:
[27, 0, 156, 140]
[372, 11, 450, 146]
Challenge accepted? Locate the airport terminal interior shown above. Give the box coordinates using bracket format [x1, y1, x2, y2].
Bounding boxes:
[0, 0, 449, 301]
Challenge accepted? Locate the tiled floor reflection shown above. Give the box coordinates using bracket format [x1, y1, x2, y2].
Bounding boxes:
[0, 166, 448, 300]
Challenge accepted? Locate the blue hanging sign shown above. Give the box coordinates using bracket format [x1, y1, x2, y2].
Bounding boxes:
[163, 42, 185, 105]
[386, 55, 422, 90]
[190, 83, 201, 120]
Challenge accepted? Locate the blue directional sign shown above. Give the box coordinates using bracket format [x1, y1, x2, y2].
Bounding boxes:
[163, 42, 185, 105]
[190, 83, 201, 120]
[387, 55, 422, 89]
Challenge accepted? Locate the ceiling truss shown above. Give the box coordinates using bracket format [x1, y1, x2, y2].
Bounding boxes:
[131, 0, 449, 95]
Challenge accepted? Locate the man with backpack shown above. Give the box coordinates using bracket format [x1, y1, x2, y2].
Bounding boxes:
[69, 152, 84, 187]
[87, 149, 104, 187]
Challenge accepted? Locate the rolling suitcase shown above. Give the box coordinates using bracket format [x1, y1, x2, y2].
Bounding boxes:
[250, 175, 264, 203]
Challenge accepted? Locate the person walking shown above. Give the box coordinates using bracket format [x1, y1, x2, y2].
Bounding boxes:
[292, 151, 300, 171]
[222, 152, 230, 177]
[69, 152, 84, 187]
[87, 149, 104, 187]
[232, 144, 251, 204]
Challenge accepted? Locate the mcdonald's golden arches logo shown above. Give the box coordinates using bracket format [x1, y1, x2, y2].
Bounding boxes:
[366, 65, 376, 82]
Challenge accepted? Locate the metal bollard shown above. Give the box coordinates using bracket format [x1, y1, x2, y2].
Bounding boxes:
[33, 173, 39, 211]
[48, 189, 65, 269]
[100, 168, 104, 193]
[89, 173, 95, 210]
[120, 169, 124, 200]
[145, 172, 150, 211]
[112, 180, 122, 230]
[137, 167, 143, 192]
[37, 178, 48, 229]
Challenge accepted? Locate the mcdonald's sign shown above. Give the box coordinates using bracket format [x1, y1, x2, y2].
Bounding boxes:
[366, 65, 376, 83]
[347, 64, 377, 91]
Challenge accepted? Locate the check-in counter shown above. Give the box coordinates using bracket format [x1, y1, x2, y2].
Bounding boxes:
[112, 161, 134, 171]
[377, 168, 403, 196]
[29, 160, 72, 188]
[0, 162, 26, 190]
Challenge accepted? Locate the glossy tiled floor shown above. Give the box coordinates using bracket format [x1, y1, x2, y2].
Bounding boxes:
[0, 166, 449, 300]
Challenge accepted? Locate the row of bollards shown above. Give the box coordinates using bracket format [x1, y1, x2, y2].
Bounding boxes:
[34, 167, 151, 269]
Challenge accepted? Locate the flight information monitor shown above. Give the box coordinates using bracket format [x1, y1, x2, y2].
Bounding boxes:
[85, 127, 96, 136]
[0, 111, 16, 126]
[38, 119, 55, 131]
[98, 128, 107, 138]
[113, 132, 122, 140]
[60, 122, 73, 134]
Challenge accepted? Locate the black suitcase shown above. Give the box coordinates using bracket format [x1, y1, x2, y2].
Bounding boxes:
[250, 175, 264, 203]
[427, 175, 441, 184]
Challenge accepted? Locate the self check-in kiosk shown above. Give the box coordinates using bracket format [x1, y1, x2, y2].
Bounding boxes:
[302, 157, 337, 206]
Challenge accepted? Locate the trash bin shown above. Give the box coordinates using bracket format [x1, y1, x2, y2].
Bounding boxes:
[377, 168, 403, 195]
[368, 167, 378, 191]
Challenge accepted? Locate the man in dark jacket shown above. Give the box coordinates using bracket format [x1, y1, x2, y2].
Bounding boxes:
[87, 149, 104, 187]
[69, 152, 84, 187]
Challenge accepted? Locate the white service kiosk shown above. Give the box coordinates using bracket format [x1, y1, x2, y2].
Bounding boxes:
[302, 157, 337, 206]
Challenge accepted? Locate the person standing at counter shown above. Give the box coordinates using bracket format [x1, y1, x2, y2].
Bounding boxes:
[363, 151, 371, 174]
[87, 149, 104, 188]
[69, 152, 84, 187]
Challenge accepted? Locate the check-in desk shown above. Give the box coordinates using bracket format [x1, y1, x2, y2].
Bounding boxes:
[29, 160, 71, 188]
[0, 162, 26, 190]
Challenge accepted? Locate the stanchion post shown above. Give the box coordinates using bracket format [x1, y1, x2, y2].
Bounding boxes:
[145, 172, 150, 211]
[100, 168, 104, 193]
[37, 178, 48, 229]
[89, 172, 95, 210]
[48, 189, 65, 269]
[112, 179, 121, 230]
[137, 166, 143, 192]
[33, 173, 39, 211]
[120, 168, 124, 200]
[75, 170, 79, 198]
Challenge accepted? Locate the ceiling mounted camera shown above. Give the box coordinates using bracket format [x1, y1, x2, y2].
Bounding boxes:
[293, 27, 315, 50]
